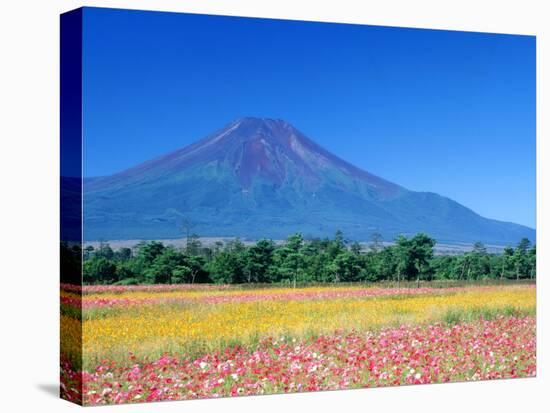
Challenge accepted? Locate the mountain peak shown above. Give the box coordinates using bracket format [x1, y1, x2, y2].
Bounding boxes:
[220, 117, 296, 144]
[89, 117, 404, 198]
[233, 116, 290, 127]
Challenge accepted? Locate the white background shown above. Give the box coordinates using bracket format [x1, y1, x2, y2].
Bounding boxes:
[0, 0, 547, 411]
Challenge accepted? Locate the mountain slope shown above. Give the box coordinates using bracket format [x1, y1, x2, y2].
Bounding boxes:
[84, 117, 535, 244]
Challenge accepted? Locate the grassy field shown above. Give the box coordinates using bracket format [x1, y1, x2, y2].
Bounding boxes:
[60, 282, 536, 405]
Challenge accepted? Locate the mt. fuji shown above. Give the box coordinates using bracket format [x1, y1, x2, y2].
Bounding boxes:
[83, 117, 535, 244]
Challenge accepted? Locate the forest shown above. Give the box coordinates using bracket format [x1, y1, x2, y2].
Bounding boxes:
[60, 231, 536, 286]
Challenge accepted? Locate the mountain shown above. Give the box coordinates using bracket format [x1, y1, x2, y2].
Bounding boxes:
[83, 117, 535, 244]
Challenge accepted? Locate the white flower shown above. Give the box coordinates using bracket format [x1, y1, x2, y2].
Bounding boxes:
[415, 373, 421, 380]
[199, 361, 208, 369]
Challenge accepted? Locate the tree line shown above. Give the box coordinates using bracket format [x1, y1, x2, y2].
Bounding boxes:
[60, 231, 536, 285]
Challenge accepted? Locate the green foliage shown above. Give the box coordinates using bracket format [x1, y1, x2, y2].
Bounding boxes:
[83, 256, 117, 284]
[80, 232, 536, 286]
[208, 239, 247, 284]
[144, 247, 185, 284]
[244, 239, 275, 283]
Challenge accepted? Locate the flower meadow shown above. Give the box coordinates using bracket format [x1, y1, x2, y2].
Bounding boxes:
[60, 284, 536, 405]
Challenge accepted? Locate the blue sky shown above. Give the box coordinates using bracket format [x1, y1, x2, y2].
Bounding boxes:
[82, 7, 536, 228]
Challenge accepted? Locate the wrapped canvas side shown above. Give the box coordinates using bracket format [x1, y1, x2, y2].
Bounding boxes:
[60, 8, 83, 406]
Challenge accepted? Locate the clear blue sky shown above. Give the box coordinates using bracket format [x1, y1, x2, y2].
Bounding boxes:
[82, 7, 536, 228]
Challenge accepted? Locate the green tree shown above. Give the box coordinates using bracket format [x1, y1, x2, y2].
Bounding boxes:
[96, 242, 114, 260]
[394, 236, 413, 284]
[517, 238, 532, 254]
[172, 255, 206, 284]
[272, 233, 305, 288]
[330, 250, 364, 282]
[83, 256, 117, 284]
[374, 247, 397, 283]
[300, 241, 331, 283]
[409, 233, 435, 285]
[500, 246, 514, 279]
[115, 261, 137, 284]
[144, 247, 185, 284]
[511, 238, 531, 280]
[327, 230, 346, 259]
[467, 242, 490, 280]
[394, 234, 435, 285]
[115, 247, 132, 261]
[208, 239, 247, 284]
[244, 239, 275, 283]
[431, 256, 456, 280]
[136, 241, 165, 266]
[186, 255, 206, 284]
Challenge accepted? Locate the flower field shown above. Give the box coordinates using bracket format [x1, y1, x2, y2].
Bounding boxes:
[60, 284, 536, 405]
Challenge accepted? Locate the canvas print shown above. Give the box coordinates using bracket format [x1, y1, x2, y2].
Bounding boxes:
[60, 7, 536, 406]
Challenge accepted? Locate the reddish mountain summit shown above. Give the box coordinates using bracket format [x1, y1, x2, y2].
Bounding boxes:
[89, 117, 403, 200]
